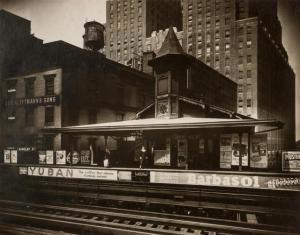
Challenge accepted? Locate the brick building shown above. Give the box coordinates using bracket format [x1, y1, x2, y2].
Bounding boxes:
[105, 0, 182, 68]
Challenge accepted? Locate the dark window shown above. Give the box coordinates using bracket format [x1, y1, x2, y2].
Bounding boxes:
[116, 113, 124, 121]
[117, 85, 124, 104]
[186, 67, 192, 89]
[25, 79, 35, 97]
[247, 70, 251, 78]
[247, 99, 251, 107]
[88, 109, 97, 124]
[45, 106, 54, 126]
[45, 75, 55, 96]
[25, 108, 34, 126]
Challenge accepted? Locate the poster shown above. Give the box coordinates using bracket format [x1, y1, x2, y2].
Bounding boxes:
[250, 134, 268, 168]
[220, 134, 232, 169]
[72, 151, 80, 164]
[241, 133, 249, 166]
[80, 150, 91, 164]
[10, 150, 18, 163]
[199, 138, 205, 154]
[282, 152, 300, 172]
[154, 150, 171, 166]
[231, 133, 240, 166]
[39, 151, 46, 164]
[4, 150, 11, 163]
[177, 137, 187, 167]
[46, 150, 54, 164]
[56, 150, 66, 164]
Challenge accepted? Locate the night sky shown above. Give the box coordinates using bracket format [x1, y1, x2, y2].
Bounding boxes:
[1, 0, 299, 140]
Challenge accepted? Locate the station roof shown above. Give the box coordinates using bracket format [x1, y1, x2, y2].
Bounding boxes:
[43, 117, 283, 135]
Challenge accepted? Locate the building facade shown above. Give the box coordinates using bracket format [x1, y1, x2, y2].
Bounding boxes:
[105, 0, 182, 68]
[179, 0, 295, 149]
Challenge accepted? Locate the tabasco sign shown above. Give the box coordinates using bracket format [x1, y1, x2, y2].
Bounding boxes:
[6, 95, 59, 106]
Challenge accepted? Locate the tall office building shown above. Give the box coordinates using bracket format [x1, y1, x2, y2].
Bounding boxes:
[181, 0, 295, 149]
[105, 0, 182, 68]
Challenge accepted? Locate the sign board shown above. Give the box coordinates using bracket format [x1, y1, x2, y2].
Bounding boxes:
[39, 151, 46, 164]
[154, 150, 171, 166]
[132, 170, 150, 182]
[5, 95, 59, 107]
[56, 150, 66, 164]
[282, 152, 300, 172]
[4, 150, 11, 163]
[220, 134, 232, 169]
[80, 150, 91, 164]
[250, 134, 268, 168]
[10, 150, 17, 163]
[46, 151, 54, 164]
[150, 171, 300, 191]
[118, 171, 132, 181]
[26, 167, 118, 181]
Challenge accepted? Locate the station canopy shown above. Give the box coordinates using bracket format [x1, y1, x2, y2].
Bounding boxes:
[43, 117, 282, 136]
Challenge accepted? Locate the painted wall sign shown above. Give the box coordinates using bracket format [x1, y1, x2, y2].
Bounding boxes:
[5, 95, 59, 106]
[150, 171, 300, 191]
[282, 152, 300, 172]
[26, 167, 118, 181]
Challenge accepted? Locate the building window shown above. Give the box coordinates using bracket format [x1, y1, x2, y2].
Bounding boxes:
[7, 109, 16, 121]
[45, 75, 55, 96]
[25, 108, 34, 126]
[25, 78, 35, 97]
[88, 109, 97, 124]
[247, 70, 251, 78]
[246, 40, 252, 48]
[45, 106, 54, 126]
[247, 99, 251, 107]
[247, 55, 252, 63]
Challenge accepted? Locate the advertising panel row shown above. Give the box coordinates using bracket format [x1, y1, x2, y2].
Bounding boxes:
[19, 166, 300, 191]
[219, 133, 269, 169]
[3, 150, 91, 165]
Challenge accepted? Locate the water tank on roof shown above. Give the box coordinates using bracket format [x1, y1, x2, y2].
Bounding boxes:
[83, 21, 105, 52]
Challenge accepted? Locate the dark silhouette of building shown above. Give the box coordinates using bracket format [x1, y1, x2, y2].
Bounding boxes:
[105, 0, 182, 68]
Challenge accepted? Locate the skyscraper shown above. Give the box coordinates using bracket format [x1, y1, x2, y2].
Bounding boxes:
[181, 0, 295, 149]
[105, 0, 182, 68]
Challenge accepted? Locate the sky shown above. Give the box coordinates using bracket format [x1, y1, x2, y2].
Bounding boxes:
[1, 0, 299, 140]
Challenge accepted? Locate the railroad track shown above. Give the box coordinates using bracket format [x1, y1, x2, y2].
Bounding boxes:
[0, 199, 298, 235]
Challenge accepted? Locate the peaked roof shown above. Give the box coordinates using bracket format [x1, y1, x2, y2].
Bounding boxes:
[156, 26, 185, 58]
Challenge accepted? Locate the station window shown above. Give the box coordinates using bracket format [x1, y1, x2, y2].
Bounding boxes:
[45, 106, 54, 126]
[45, 75, 55, 96]
[25, 108, 34, 126]
[25, 78, 35, 97]
[186, 66, 192, 89]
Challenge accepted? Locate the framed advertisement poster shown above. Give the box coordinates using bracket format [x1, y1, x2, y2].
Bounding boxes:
[4, 150, 11, 163]
[39, 151, 46, 164]
[282, 152, 300, 172]
[250, 134, 268, 168]
[46, 150, 54, 164]
[56, 150, 66, 164]
[220, 134, 232, 169]
[177, 137, 187, 168]
[10, 150, 18, 163]
[80, 150, 91, 164]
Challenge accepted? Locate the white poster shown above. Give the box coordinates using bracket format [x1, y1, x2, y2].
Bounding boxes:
[154, 150, 171, 166]
[220, 134, 232, 169]
[56, 150, 66, 164]
[231, 133, 240, 166]
[39, 151, 46, 164]
[10, 150, 18, 163]
[46, 150, 54, 164]
[4, 150, 11, 163]
[250, 135, 268, 168]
